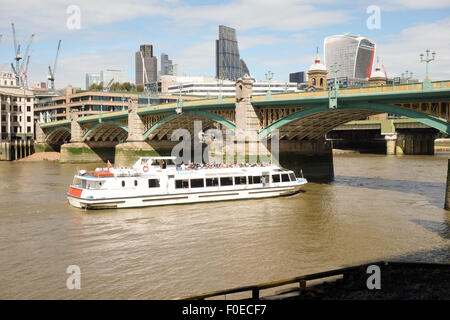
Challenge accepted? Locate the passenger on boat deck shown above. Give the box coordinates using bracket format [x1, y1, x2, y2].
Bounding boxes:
[175, 162, 271, 170]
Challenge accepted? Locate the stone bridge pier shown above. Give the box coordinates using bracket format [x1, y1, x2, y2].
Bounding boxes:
[222, 75, 334, 182]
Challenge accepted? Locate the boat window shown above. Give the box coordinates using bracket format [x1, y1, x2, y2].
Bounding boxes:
[281, 174, 290, 182]
[206, 178, 219, 187]
[122, 181, 125, 187]
[148, 179, 160, 188]
[253, 176, 262, 184]
[289, 173, 296, 181]
[272, 174, 280, 183]
[248, 176, 253, 184]
[175, 179, 189, 189]
[81, 179, 87, 188]
[234, 176, 247, 185]
[134, 180, 138, 187]
[190, 179, 204, 188]
[220, 177, 233, 186]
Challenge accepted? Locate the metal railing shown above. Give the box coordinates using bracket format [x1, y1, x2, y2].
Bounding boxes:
[174, 261, 450, 300]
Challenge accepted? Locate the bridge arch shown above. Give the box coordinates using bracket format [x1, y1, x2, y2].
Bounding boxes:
[142, 110, 236, 140]
[259, 103, 450, 139]
[82, 121, 129, 142]
[45, 127, 71, 143]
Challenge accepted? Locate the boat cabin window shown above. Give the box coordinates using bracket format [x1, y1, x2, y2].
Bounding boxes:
[220, 177, 233, 186]
[84, 180, 104, 189]
[234, 176, 247, 185]
[206, 178, 219, 187]
[281, 174, 290, 182]
[289, 173, 296, 181]
[148, 179, 160, 188]
[272, 174, 281, 183]
[82, 179, 87, 188]
[134, 180, 138, 187]
[175, 179, 189, 189]
[190, 179, 204, 188]
[122, 181, 125, 187]
[252, 176, 262, 184]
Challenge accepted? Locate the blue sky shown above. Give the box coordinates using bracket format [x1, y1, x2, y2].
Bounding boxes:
[1, 0, 450, 88]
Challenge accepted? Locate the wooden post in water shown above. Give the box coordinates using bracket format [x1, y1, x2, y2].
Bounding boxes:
[14, 140, 18, 160]
[445, 159, 450, 210]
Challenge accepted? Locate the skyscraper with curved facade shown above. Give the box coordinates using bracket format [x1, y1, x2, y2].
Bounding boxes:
[324, 35, 376, 80]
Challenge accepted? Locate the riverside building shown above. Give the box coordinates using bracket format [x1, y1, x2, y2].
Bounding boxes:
[0, 72, 35, 141]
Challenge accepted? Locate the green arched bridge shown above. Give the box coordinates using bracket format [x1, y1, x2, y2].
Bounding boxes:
[38, 80, 450, 146]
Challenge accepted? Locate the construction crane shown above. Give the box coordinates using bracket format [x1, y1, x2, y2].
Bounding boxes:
[21, 52, 32, 88]
[381, 64, 388, 79]
[103, 78, 114, 92]
[11, 23, 34, 86]
[48, 40, 61, 91]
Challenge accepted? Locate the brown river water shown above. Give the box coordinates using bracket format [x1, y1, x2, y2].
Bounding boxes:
[0, 153, 449, 299]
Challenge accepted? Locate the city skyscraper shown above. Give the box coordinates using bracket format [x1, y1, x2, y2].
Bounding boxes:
[215, 25, 249, 81]
[135, 44, 157, 85]
[160, 53, 174, 76]
[324, 35, 376, 80]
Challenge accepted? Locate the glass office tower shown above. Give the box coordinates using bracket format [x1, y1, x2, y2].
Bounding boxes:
[216, 25, 249, 81]
[324, 35, 375, 80]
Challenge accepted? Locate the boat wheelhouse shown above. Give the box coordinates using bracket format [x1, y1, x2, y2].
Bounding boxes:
[67, 157, 307, 209]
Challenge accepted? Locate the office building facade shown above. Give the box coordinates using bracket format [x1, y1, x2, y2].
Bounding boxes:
[216, 25, 249, 80]
[289, 71, 305, 84]
[101, 69, 128, 87]
[324, 35, 376, 80]
[135, 44, 157, 85]
[85, 73, 101, 89]
[0, 72, 34, 141]
[161, 53, 175, 76]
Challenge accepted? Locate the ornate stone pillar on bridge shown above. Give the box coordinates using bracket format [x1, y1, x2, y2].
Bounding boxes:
[61, 111, 107, 163]
[114, 97, 175, 166]
[229, 74, 334, 181]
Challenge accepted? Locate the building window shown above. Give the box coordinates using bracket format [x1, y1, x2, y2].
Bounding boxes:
[27, 116, 31, 122]
[27, 126, 31, 133]
[1, 115, 5, 122]
[27, 106, 31, 112]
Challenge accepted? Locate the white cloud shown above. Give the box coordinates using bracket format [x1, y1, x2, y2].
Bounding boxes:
[376, 18, 450, 80]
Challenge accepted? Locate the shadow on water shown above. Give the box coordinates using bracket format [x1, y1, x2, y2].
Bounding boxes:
[333, 175, 446, 208]
[410, 218, 450, 241]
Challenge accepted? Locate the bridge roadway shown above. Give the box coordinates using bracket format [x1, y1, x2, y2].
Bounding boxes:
[35, 78, 450, 181]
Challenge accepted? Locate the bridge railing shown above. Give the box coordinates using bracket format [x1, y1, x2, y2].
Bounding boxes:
[39, 80, 450, 127]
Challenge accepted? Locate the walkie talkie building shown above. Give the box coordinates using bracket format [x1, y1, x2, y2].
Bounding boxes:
[216, 25, 249, 81]
[324, 35, 376, 80]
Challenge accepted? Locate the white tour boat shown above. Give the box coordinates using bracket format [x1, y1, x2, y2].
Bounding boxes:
[67, 157, 307, 210]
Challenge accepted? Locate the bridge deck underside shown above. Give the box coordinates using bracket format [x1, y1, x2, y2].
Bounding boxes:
[85, 124, 128, 142]
[276, 109, 379, 140]
[47, 130, 71, 144]
[146, 115, 224, 141]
